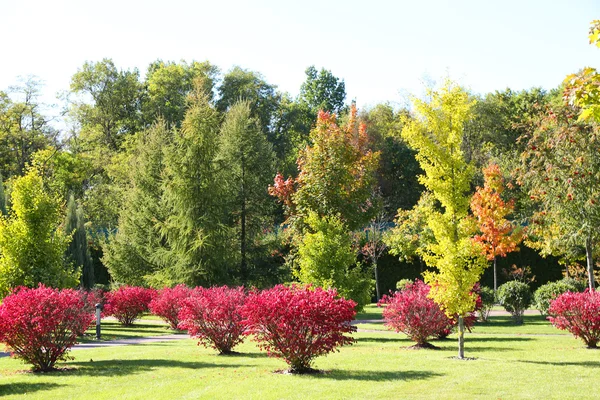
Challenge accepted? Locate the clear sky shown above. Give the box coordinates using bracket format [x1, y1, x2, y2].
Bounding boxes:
[1, 0, 599, 110]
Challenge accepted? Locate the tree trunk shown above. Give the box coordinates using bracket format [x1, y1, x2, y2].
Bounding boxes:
[585, 236, 595, 290]
[457, 315, 465, 359]
[493, 256, 497, 293]
[374, 262, 381, 301]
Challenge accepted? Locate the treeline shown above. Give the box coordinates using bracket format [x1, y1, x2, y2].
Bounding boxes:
[0, 56, 595, 300]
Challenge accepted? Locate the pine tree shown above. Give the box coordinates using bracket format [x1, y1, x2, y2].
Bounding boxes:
[217, 100, 275, 283]
[155, 84, 236, 286]
[102, 120, 170, 286]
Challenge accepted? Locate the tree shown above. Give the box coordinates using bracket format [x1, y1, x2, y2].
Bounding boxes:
[0, 77, 58, 177]
[143, 60, 219, 128]
[216, 101, 276, 282]
[361, 211, 388, 301]
[70, 59, 142, 152]
[299, 66, 346, 115]
[102, 121, 170, 286]
[470, 162, 523, 292]
[291, 105, 380, 231]
[296, 212, 372, 310]
[64, 194, 94, 289]
[156, 84, 235, 286]
[401, 80, 487, 359]
[518, 104, 600, 290]
[216, 67, 280, 139]
[0, 169, 78, 296]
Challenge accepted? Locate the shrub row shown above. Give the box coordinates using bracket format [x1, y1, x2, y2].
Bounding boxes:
[0, 284, 356, 373]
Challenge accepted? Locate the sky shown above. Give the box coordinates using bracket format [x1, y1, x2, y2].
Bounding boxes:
[1, 0, 599, 111]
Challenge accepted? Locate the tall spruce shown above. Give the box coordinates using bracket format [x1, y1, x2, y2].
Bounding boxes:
[155, 83, 235, 286]
[65, 194, 94, 288]
[217, 100, 275, 282]
[102, 120, 170, 286]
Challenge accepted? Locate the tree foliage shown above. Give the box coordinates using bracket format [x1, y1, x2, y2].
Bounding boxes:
[298, 66, 346, 115]
[0, 169, 78, 296]
[401, 80, 487, 358]
[64, 194, 94, 289]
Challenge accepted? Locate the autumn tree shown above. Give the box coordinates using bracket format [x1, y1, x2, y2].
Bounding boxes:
[216, 100, 276, 282]
[470, 162, 523, 292]
[518, 104, 600, 290]
[401, 80, 487, 359]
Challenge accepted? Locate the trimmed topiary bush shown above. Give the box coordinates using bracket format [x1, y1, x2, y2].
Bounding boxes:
[533, 279, 583, 316]
[241, 284, 356, 373]
[149, 284, 191, 329]
[497, 281, 531, 324]
[178, 286, 247, 354]
[381, 280, 451, 348]
[548, 290, 600, 348]
[0, 285, 94, 371]
[105, 286, 155, 326]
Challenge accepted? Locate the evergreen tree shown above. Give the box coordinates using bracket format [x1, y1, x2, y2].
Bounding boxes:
[155, 84, 236, 286]
[65, 194, 94, 289]
[102, 120, 170, 286]
[217, 100, 276, 282]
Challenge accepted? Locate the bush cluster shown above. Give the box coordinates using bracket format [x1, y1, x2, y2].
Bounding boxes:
[0, 285, 94, 371]
[105, 286, 155, 326]
[149, 284, 191, 329]
[548, 290, 600, 348]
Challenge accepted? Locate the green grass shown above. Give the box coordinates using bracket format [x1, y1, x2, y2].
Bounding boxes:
[0, 311, 594, 399]
[78, 320, 177, 343]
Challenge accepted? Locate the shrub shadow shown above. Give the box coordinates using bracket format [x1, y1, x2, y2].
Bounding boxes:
[519, 360, 600, 368]
[0, 382, 62, 397]
[465, 336, 534, 343]
[316, 369, 443, 382]
[356, 337, 407, 343]
[66, 358, 243, 377]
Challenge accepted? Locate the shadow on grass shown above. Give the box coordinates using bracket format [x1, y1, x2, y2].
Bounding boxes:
[476, 315, 548, 327]
[464, 336, 534, 343]
[354, 312, 383, 321]
[316, 369, 443, 382]
[356, 337, 407, 343]
[66, 358, 243, 376]
[519, 360, 600, 368]
[0, 382, 63, 397]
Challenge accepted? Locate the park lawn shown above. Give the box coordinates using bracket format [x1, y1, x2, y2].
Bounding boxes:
[0, 315, 596, 399]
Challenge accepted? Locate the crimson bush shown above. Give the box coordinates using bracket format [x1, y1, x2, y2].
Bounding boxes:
[241, 284, 356, 373]
[149, 284, 191, 329]
[105, 286, 155, 326]
[548, 289, 600, 348]
[178, 286, 246, 354]
[0, 285, 93, 371]
[381, 280, 451, 348]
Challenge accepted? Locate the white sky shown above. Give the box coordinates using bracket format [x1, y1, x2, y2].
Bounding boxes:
[1, 0, 599, 111]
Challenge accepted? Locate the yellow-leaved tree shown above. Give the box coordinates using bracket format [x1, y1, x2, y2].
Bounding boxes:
[401, 80, 487, 359]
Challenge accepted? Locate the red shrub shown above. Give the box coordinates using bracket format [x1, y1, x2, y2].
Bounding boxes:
[105, 286, 155, 326]
[178, 286, 247, 354]
[0, 285, 94, 371]
[548, 289, 600, 348]
[241, 284, 356, 373]
[381, 280, 451, 347]
[149, 284, 191, 329]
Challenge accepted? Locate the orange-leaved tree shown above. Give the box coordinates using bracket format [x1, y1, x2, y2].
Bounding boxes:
[470, 163, 523, 293]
